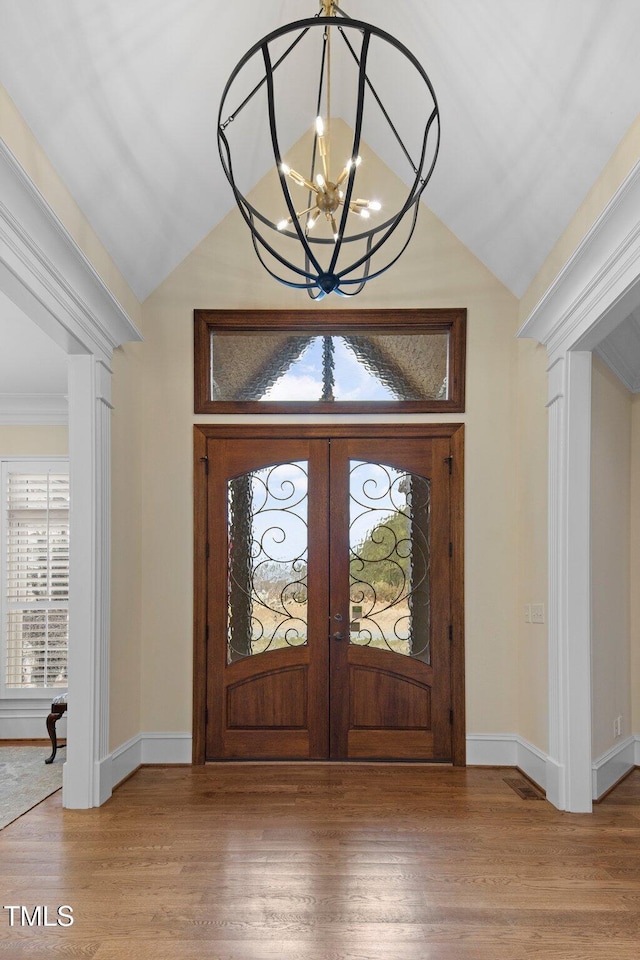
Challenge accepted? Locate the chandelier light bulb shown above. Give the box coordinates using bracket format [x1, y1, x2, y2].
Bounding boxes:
[277, 219, 289, 231]
[280, 163, 291, 176]
[315, 173, 326, 191]
[315, 116, 325, 137]
[369, 200, 381, 211]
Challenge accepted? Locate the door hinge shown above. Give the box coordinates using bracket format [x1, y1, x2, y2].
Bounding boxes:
[200, 456, 209, 475]
[444, 455, 453, 475]
[448, 624, 453, 643]
[449, 709, 454, 725]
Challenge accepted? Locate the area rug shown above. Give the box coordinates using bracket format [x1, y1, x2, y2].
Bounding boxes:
[0, 746, 63, 830]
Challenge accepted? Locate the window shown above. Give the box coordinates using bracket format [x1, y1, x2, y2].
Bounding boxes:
[0, 460, 69, 696]
[194, 309, 466, 414]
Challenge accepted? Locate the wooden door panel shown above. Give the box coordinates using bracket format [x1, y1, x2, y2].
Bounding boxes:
[205, 438, 329, 760]
[329, 437, 452, 761]
[348, 730, 435, 759]
[349, 667, 432, 729]
[227, 666, 309, 729]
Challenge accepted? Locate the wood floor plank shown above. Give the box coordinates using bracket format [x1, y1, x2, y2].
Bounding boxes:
[0, 765, 639, 959]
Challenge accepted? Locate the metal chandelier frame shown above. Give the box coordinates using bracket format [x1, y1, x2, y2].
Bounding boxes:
[217, 5, 440, 299]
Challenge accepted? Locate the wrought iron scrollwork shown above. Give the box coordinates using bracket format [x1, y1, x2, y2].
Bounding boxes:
[227, 461, 308, 662]
[349, 461, 431, 662]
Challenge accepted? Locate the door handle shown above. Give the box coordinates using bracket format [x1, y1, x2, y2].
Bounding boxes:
[332, 631, 344, 641]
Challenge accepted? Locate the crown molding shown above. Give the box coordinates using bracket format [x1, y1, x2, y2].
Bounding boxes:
[518, 159, 640, 358]
[0, 393, 68, 425]
[0, 138, 142, 362]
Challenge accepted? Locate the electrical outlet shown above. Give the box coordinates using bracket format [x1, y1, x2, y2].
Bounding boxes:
[531, 603, 545, 624]
[524, 604, 531, 623]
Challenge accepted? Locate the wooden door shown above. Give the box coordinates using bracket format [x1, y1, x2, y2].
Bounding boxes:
[204, 438, 330, 760]
[196, 426, 464, 763]
[328, 438, 452, 760]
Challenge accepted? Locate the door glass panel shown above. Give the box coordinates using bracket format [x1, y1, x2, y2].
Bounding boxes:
[227, 461, 308, 662]
[349, 461, 431, 663]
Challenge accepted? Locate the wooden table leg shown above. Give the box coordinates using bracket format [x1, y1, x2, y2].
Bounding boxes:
[45, 711, 59, 764]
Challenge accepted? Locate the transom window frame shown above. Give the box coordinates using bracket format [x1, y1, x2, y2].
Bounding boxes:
[194, 309, 467, 414]
[0, 457, 70, 700]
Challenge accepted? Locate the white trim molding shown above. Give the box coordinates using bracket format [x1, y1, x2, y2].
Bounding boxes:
[466, 735, 548, 793]
[64, 356, 113, 809]
[592, 737, 636, 801]
[109, 733, 192, 792]
[0, 393, 68, 424]
[519, 159, 640, 812]
[0, 698, 65, 740]
[0, 139, 141, 362]
[518, 160, 640, 355]
[0, 137, 142, 810]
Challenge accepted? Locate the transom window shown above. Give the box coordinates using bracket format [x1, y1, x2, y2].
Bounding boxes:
[194, 309, 466, 414]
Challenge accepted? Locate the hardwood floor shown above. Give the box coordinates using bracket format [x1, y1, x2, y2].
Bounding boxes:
[0, 763, 639, 959]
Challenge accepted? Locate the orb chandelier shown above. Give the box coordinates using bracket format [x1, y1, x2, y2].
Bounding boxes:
[218, 1, 440, 299]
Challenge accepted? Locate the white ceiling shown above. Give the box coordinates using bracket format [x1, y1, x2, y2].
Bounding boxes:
[1, 1, 640, 302]
[0, 291, 67, 395]
[0, 290, 68, 421]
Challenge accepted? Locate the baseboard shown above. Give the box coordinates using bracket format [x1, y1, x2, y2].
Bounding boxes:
[466, 733, 518, 766]
[109, 732, 192, 790]
[592, 736, 636, 801]
[466, 734, 547, 792]
[516, 737, 548, 791]
[0, 702, 66, 740]
[109, 732, 640, 804]
[110, 735, 143, 790]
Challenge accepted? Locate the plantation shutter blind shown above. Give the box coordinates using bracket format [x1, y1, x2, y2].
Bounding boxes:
[5, 470, 69, 689]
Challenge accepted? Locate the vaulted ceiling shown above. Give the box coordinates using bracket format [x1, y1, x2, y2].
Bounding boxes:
[1, 1, 640, 304]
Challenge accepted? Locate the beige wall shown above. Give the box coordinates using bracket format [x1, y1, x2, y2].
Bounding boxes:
[514, 337, 549, 749]
[140, 145, 522, 742]
[0, 425, 68, 456]
[109, 341, 145, 750]
[591, 356, 632, 759]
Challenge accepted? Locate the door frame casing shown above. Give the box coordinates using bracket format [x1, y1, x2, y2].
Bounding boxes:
[193, 422, 465, 765]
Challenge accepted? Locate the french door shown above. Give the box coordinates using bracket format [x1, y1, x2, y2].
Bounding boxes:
[193, 425, 464, 764]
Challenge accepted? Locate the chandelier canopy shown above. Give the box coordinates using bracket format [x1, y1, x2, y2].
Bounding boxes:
[218, 2, 440, 298]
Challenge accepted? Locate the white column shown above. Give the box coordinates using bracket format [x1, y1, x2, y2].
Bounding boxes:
[63, 354, 113, 809]
[546, 350, 593, 812]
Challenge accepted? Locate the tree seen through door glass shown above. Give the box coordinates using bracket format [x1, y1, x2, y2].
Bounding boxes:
[349, 461, 431, 663]
[227, 462, 308, 662]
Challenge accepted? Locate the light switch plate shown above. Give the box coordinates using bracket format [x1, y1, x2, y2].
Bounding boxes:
[531, 603, 545, 624]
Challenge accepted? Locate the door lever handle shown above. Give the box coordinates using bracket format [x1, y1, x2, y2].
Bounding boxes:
[332, 631, 344, 641]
